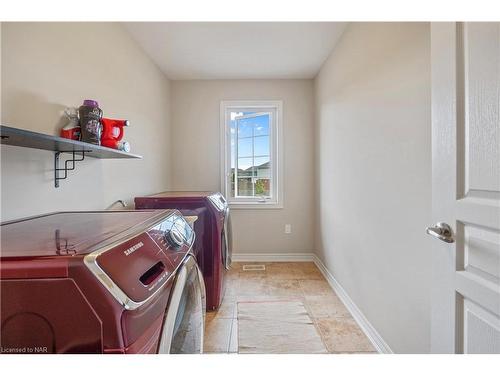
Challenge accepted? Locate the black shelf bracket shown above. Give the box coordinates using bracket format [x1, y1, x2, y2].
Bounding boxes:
[54, 150, 90, 188]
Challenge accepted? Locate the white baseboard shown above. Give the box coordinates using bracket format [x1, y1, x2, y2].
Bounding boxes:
[312, 254, 393, 354]
[231, 251, 393, 354]
[232, 252, 315, 262]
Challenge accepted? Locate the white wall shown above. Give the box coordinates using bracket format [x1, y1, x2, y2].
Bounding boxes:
[170, 80, 315, 255]
[314, 23, 431, 353]
[1, 23, 172, 221]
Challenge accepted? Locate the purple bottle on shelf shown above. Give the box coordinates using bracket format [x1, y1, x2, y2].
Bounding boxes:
[79, 99, 103, 145]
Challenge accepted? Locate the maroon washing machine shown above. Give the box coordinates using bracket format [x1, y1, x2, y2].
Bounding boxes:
[0, 210, 206, 354]
[135, 192, 232, 311]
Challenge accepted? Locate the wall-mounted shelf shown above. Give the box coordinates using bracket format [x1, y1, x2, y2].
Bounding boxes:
[0, 125, 142, 187]
[0, 125, 142, 159]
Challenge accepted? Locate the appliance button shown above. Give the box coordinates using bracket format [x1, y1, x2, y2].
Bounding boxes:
[166, 229, 184, 248]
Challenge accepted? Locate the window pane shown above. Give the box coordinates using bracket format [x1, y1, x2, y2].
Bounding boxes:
[254, 114, 270, 136]
[230, 135, 236, 168]
[226, 106, 276, 202]
[255, 179, 270, 197]
[254, 136, 270, 156]
[237, 119, 253, 138]
[237, 178, 253, 197]
[237, 157, 253, 172]
[237, 113, 270, 138]
[230, 168, 235, 197]
[230, 111, 244, 119]
[237, 138, 252, 158]
[253, 156, 270, 180]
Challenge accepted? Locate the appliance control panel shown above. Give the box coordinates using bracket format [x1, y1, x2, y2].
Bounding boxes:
[87, 212, 194, 307]
[208, 193, 227, 211]
[147, 213, 194, 266]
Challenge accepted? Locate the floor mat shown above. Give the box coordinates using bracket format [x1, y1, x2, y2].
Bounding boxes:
[237, 300, 327, 354]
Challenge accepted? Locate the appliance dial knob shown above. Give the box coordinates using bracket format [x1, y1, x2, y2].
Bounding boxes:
[166, 229, 184, 248]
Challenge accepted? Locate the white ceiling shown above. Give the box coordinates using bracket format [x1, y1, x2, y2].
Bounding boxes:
[123, 22, 347, 80]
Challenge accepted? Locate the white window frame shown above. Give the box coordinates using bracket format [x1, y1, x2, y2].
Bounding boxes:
[220, 100, 283, 209]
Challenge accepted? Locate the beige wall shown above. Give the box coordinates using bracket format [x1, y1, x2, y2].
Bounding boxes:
[314, 23, 432, 353]
[1, 23, 172, 220]
[1, 23, 433, 353]
[0, 23, 2, 121]
[170, 80, 315, 255]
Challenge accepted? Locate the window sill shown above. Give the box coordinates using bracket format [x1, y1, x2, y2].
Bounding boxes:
[228, 202, 283, 210]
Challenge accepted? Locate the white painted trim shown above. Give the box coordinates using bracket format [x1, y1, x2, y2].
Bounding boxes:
[231, 251, 393, 354]
[312, 254, 394, 354]
[232, 252, 315, 262]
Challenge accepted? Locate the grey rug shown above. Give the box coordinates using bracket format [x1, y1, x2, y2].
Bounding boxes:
[237, 300, 327, 354]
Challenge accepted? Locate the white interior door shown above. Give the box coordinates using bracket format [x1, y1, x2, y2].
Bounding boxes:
[430, 22, 500, 353]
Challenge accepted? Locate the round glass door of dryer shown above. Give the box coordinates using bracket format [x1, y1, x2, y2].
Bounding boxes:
[221, 207, 232, 270]
[157, 255, 206, 354]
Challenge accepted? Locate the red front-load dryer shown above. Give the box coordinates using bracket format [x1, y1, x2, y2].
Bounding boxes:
[0, 210, 206, 354]
[135, 192, 232, 311]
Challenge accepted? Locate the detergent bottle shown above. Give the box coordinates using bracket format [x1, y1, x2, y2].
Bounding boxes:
[101, 118, 131, 152]
[60, 107, 80, 140]
[79, 99, 103, 145]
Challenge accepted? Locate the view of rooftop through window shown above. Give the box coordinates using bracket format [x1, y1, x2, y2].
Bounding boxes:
[230, 111, 271, 198]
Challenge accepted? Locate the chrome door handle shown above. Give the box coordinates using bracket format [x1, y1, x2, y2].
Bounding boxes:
[426, 222, 455, 243]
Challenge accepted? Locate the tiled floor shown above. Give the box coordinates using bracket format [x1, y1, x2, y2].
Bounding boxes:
[204, 262, 377, 354]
